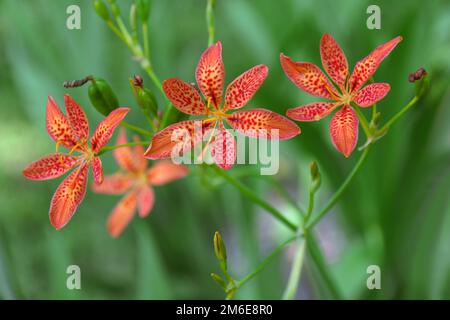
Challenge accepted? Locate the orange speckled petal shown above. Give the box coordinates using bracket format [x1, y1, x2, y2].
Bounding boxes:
[144, 120, 214, 159]
[195, 41, 225, 108]
[64, 94, 89, 140]
[353, 83, 390, 108]
[113, 128, 138, 173]
[137, 185, 154, 218]
[320, 33, 349, 89]
[107, 191, 137, 238]
[329, 105, 359, 158]
[147, 160, 189, 185]
[211, 126, 236, 170]
[163, 78, 207, 115]
[90, 107, 130, 153]
[22, 153, 81, 181]
[226, 108, 301, 140]
[349, 36, 402, 92]
[92, 157, 104, 185]
[287, 102, 339, 122]
[49, 163, 89, 230]
[133, 135, 147, 171]
[91, 172, 133, 194]
[223, 64, 268, 111]
[280, 53, 338, 99]
[46, 96, 77, 148]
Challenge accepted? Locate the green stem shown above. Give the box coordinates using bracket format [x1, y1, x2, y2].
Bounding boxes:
[380, 95, 419, 131]
[120, 121, 153, 137]
[97, 140, 151, 156]
[142, 21, 151, 62]
[206, 0, 216, 46]
[237, 236, 297, 288]
[305, 189, 314, 223]
[354, 106, 371, 137]
[282, 236, 306, 300]
[212, 166, 297, 231]
[305, 146, 371, 231]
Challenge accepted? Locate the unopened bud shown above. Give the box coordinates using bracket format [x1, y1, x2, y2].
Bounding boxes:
[309, 161, 321, 193]
[93, 0, 110, 21]
[136, 0, 151, 22]
[88, 78, 119, 116]
[213, 231, 227, 271]
[210, 273, 226, 289]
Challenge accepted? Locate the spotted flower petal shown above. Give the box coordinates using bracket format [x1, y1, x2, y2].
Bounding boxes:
[92, 157, 104, 185]
[280, 53, 338, 99]
[226, 108, 301, 140]
[64, 94, 89, 141]
[107, 191, 138, 238]
[91, 172, 133, 194]
[133, 135, 147, 171]
[163, 78, 207, 115]
[46, 96, 77, 148]
[329, 105, 359, 157]
[144, 120, 213, 159]
[195, 41, 225, 108]
[137, 186, 154, 218]
[353, 83, 390, 108]
[223, 64, 268, 111]
[22, 153, 81, 181]
[287, 102, 339, 122]
[147, 160, 189, 185]
[90, 107, 130, 153]
[113, 128, 139, 173]
[320, 33, 349, 89]
[349, 36, 402, 92]
[211, 126, 236, 170]
[49, 163, 89, 230]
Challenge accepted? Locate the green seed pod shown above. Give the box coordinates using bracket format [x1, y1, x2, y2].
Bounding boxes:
[135, 0, 151, 22]
[88, 78, 119, 116]
[136, 87, 158, 118]
[93, 0, 110, 21]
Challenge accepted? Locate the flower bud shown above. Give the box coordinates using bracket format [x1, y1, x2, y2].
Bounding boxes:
[136, 0, 151, 22]
[93, 0, 110, 21]
[88, 78, 119, 116]
[213, 231, 227, 271]
[309, 161, 321, 193]
[210, 273, 226, 289]
[130, 4, 138, 33]
[130, 76, 158, 119]
[107, 0, 121, 17]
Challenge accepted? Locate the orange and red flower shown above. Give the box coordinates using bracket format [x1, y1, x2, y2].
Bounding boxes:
[144, 41, 300, 169]
[281, 34, 402, 157]
[22, 94, 129, 229]
[92, 129, 188, 237]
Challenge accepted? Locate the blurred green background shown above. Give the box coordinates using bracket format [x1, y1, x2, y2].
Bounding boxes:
[0, 0, 449, 299]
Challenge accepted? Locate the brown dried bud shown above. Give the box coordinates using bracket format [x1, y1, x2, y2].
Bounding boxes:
[133, 75, 144, 88]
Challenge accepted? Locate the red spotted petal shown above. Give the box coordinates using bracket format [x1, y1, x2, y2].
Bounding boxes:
[211, 126, 236, 170]
[349, 36, 402, 92]
[320, 33, 349, 89]
[23, 153, 81, 181]
[132, 135, 147, 171]
[223, 64, 268, 111]
[353, 83, 390, 107]
[49, 163, 89, 230]
[226, 108, 301, 140]
[137, 185, 154, 218]
[46, 96, 77, 148]
[163, 78, 207, 115]
[287, 102, 339, 122]
[90, 107, 130, 153]
[144, 120, 214, 159]
[107, 191, 137, 238]
[92, 157, 103, 185]
[280, 53, 338, 99]
[91, 172, 133, 194]
[147, 160, 189, 185]
[64, 94, 89, 141]
[329, 105, 359, 157]
[113, 128, 138, 173]
[195, 41, 225, 108]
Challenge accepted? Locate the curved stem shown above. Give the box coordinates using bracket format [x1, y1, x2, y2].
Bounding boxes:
[305, 146, 371, 231]
[237, 235, 297, 289]
[354, 106, 371, 137]
[97, 140, 151, 155]
[212, 166, 297, 231]
[282, 236, 306, 300]
[120, 121, 153, 137]
[206, 0, 216, 46]
[380, 95, 419, 131]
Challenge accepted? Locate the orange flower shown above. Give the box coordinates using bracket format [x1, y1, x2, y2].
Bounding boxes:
[145, 41, 300, 169]
[23, 94, 129, 229]
[281, 34, 402, 157]
[92, 129, 188, 237]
